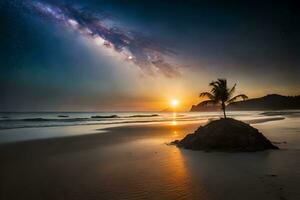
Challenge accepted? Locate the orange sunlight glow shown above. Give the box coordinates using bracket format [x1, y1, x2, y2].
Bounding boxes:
[171, 99, 179, 107]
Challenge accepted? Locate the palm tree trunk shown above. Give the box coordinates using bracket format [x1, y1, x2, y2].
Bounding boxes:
[221, 102, 226, 119]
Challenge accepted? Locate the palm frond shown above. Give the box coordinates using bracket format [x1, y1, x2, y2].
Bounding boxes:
[217, 79, 227, 86]
[209, 81, 218, 88]
[199, 100, 216, 106]
[199, 92, 214, 100]
[227, 94, 248, 104]
[228, 83, 236, 98]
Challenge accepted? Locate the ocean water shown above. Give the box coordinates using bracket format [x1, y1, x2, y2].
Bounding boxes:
[0, 110, 299, 143]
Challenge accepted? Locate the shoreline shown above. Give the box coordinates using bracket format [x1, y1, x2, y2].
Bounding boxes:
[0, 122, 200, 161]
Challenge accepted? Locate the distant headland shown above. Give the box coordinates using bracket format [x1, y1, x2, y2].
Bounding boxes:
[190, 94, 300, 111]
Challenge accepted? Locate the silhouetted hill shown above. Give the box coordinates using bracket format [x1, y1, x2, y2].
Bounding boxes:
[190, 101, 221, 112]
[190, 94, 300, 111]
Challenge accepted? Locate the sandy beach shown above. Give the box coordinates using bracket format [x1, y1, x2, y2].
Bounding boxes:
[1, 114, 300, 200]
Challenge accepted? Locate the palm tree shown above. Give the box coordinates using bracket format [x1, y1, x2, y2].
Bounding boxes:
[199, 79, 248, 119]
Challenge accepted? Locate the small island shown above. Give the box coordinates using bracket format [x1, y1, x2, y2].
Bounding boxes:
[173, 79, 279, 152]
[172, 118, 278, 152]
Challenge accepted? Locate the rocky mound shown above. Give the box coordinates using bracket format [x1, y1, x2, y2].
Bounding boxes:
[172, 118, 279, 152]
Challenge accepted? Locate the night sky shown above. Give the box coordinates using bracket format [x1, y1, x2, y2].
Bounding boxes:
[1, 0, 299, 111]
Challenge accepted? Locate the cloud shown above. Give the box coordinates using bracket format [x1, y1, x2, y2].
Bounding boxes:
[24, 0, 181, 78]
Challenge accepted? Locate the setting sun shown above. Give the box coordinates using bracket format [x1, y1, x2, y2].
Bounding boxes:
[171, 99, 179, 107]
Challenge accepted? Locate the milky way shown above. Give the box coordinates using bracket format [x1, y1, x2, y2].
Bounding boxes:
[22, 0, 181, 77]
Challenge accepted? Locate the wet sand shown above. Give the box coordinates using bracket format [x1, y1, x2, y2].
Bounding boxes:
[1, 119, 300, 200]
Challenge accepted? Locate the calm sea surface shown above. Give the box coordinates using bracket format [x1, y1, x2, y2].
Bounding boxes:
[0, 110, 299, 143]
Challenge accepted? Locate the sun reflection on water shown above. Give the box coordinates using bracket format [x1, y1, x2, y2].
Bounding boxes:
[172, 112, 177, 126]
[173, 131, 179, 136]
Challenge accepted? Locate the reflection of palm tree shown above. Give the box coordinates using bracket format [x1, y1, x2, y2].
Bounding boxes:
[199, 79, 248, 118]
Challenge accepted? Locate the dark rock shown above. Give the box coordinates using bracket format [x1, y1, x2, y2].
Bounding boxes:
[175, 118, 279, 152]
[58, 115, 69, 118]
[266, 174, 278, 177]
[91, 115, 119, 118]
[169, 140, 180, 145]
[128, 114, 159, 118]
